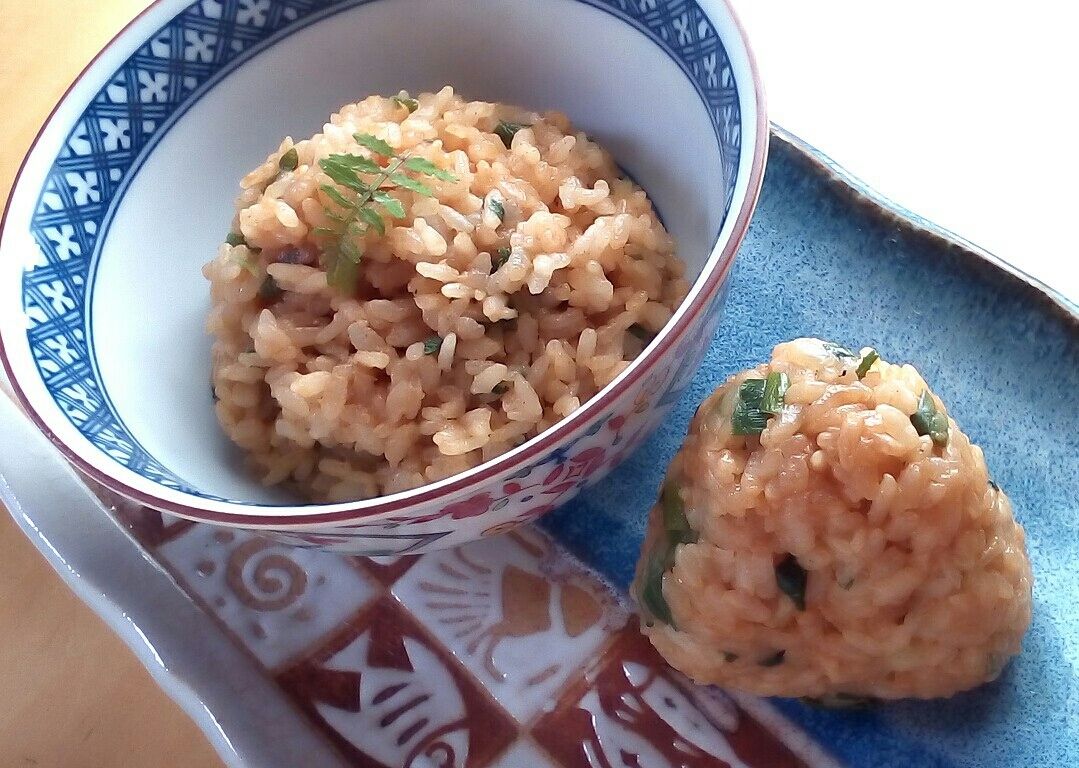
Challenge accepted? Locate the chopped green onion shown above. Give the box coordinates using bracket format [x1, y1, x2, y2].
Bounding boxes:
[493, 246, 511, 271]
[661, 484, 696, 545]
[392, 94, 419, 113]
[258, 274, 283, 301]
[910, 390, 949, 447]
[759, 650, 786, 667]
[423, 335, 442, 355]
[731, 378, 769, 436]
[824, 341, 858, 360]
[493, 120, 529, 148]
[856, 349, 880, 379]
[775, 554, 807, 611]
[636, 482, 698, 628]
[760, 371, 789, 416]
[278, 147, 299, 172]
[637, 555, 674, 627]
[225, 232, 246, 247]
[489, 197, 505, 222]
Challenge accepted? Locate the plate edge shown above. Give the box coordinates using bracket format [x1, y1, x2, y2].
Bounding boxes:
[0, 391, 349, 768]
[770, 124, 1079, 329]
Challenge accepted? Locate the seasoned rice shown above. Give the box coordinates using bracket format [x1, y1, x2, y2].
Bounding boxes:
[632, 338, 1033, 700]
[204, 87, 688, 502]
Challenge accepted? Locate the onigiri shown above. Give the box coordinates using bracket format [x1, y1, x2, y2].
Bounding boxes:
[632, 338, 1033, 700]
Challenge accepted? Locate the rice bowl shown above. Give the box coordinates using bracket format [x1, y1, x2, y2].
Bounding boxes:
[0, 0, 767, 550]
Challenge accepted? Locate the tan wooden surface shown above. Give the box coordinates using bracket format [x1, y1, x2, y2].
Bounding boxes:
[0, 1, 225, 765]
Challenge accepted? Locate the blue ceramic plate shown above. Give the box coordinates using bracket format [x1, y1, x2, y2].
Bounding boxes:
[2, 61, 1079, 768]
[3, 129, 1077, 767]
[544, 127, 1079, 768]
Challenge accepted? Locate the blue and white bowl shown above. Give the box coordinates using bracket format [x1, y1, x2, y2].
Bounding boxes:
[0, 0, 766, 554]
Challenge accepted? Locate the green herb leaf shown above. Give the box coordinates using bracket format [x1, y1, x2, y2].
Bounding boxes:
[493, 246, 512, 271]
[327, 254, 359, 290]
[824, 341, 858, 360]
[388, 172, 435, 197]
[353, 132, 395, 158]
[402, 156, 457, 182]
[759, 650, 786, 667]
[339, 235, 363, 264]
[493, 120, 529, 148]
[278, 147, 299, 172]
[393, 95, 419, 113]
[775, 553, 807, 611]
[317, 139, 456, 291]
[356, 205, 386, 236]
[488, 197, 505, 222]
[628, 323, 655, 344]
[320, 157, 371, 193]
[910, 390, 949, 447]
[731, 378, 769, 436]
[760, 371, 789, 415]
[320, 184, 355, 211]
[225, 232, 247, 247]
[423, 335, 442, 355]
[372, 190, 406, 219]
[856, 349, 880, 379]
[330, 153, 383, 174]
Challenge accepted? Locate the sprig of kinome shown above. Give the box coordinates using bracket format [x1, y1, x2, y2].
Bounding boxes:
[312, 133, 456, 290]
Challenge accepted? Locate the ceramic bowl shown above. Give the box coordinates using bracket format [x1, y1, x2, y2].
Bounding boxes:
[0, 0, 767, 554]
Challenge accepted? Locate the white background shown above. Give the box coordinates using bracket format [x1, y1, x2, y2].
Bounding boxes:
[733, 0, 1079, 306]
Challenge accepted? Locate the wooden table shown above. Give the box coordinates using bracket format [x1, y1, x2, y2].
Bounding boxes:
[0, 1, 223, 765]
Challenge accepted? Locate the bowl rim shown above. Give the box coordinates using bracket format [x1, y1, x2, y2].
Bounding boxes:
[0, 0, 769, 528]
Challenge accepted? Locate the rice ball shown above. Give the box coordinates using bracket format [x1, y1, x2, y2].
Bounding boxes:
[632, 338, 1033, 700]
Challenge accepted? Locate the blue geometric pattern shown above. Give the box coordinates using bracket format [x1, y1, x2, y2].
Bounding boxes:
[581, 0, 741, 207]
[20, 0, 742, 498]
